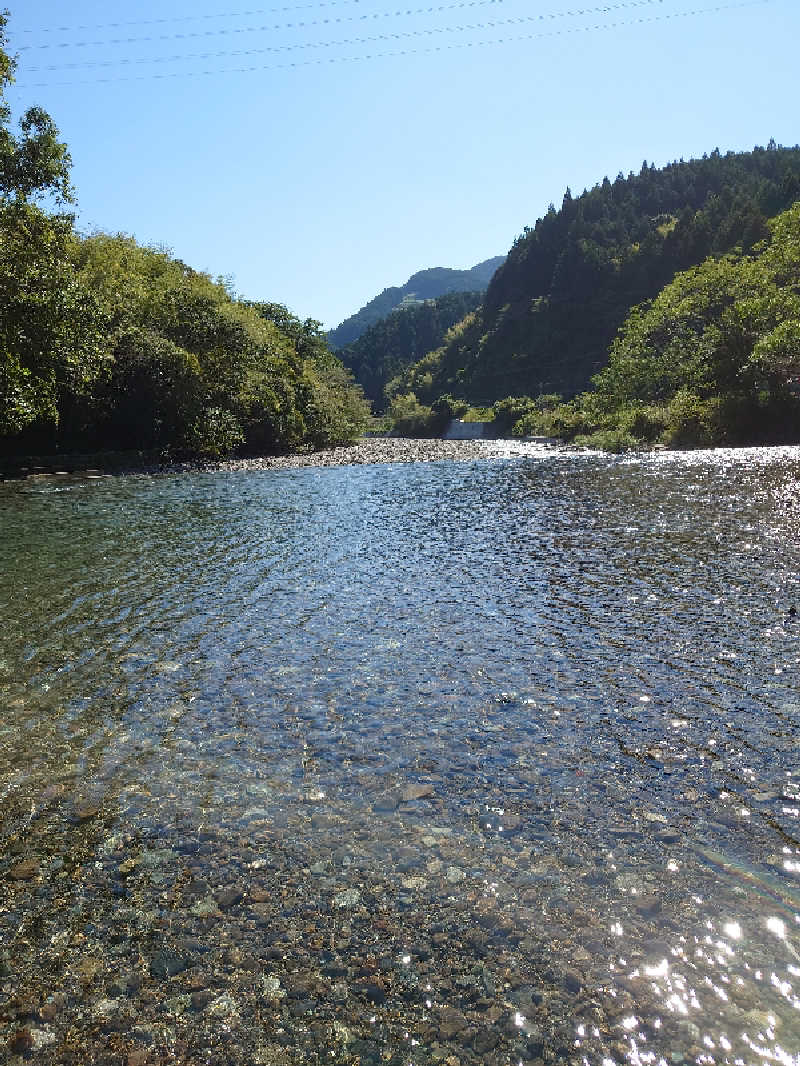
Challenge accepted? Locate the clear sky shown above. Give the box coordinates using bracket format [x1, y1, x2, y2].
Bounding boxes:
[8, 0, 799, 329]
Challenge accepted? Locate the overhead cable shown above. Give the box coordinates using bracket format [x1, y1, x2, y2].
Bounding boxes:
[15, 0, 771, 88]
[16, 0, 504, 51]
[23, 0, 673, 71]
[15, 1, 368, 35]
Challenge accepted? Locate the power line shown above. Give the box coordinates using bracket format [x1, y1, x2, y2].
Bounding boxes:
[16, 0, 503, 52]
[15, 1, 368, 36]
[15, 0, 771, 88]
[22, 0, 670, 71]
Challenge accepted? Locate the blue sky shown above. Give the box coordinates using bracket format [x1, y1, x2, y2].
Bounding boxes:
[8, 0, 799, 329]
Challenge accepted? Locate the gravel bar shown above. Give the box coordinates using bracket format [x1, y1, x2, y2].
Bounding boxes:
[170, 437, 557, 475]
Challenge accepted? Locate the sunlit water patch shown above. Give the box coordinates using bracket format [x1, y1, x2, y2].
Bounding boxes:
[1, 448, 800, 1065]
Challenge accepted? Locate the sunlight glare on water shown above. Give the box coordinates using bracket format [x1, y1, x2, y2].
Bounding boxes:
[1, 446, 800, 1064]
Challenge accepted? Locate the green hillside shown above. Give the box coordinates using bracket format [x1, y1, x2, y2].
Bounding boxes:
[327, 256, 504, 349]
[337, 291, 484, 409]
[391, 145, 800, 408]
[520, 200, 800, 450]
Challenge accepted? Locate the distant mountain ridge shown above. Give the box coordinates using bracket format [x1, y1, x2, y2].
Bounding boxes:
[337, 290, 484, 409]
[327, 256, 505, 349]
[391, 144, 800, 406]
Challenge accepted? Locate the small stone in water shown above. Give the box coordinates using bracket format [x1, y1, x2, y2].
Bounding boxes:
[206, 993, 239, 1018]
[401, 783, 435, 802]
[363, 982, 385, 1005]
[72, 803, 101, 821]
[216, 886, 244, 909]
[9, 859, 39, 881]
[636, 895, 662, 916]
[9, 1029, 34, 1054]
[564, 969, 583, 994]
[191, 897, 221, 917]
[149, 950, 190, 980]
[333, 888, 361, 908]
[262, 975, 285, 999]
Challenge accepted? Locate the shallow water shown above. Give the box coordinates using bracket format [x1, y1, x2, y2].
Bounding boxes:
[1, 448, 799, 1065]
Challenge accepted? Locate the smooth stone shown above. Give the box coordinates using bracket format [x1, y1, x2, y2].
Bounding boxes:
[563, 968, 583, 994]
[216, 886, 244, 909]
[149, 950, 190, 980]
[194, 991, 216, 1011]
[401, 783, 435, 802]
[333, 888, 361, 908]
[363, 982, 386, 1005]
[439, 1006, 468, 1039]
[191, 896, 221, 918]
[9, 859, 39, 881]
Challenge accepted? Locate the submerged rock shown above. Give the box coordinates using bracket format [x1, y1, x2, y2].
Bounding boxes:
[149, 949, 190, 980]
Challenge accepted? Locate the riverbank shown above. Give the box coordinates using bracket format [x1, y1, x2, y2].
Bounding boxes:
[0, 437, 558, 481]
[194, 437, 555, 472]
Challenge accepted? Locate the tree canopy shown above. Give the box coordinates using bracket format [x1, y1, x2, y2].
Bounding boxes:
[389, 146, 800, 410]
[337, 290, 484, 410]
[0, 16, 368, 460]
[515, 202, 800, 449]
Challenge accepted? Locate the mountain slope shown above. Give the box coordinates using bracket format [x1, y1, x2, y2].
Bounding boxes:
[337, 290, 483, 409]
[518, 200, 800, 450]
[327, 256, 504, 349]
[391, 144, 800, 406]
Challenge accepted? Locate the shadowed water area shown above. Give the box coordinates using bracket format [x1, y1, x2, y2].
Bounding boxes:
[1, 448, 799, 1065]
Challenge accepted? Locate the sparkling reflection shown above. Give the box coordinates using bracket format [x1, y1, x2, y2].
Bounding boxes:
[2, 447, 800, 1063]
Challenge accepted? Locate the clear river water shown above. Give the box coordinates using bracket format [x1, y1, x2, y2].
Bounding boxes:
[1, 447, 799, 1066]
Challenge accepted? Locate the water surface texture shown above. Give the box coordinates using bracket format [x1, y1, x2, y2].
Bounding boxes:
[2, 449, 800, 1065]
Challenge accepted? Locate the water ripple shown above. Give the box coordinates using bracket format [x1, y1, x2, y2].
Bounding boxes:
[1, 448, 800, 1063]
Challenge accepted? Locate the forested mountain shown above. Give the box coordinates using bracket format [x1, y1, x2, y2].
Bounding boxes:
[391, 145, 800, 407]
[0, 18, 368, 461]
[515, 200, 800, 450]
[337, 291, 483, 408]
[327, 256, 504, 349]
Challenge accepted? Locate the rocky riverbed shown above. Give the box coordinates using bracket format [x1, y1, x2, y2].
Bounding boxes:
[199, 437, 553, 472]
[1, 437, 557, 482]
[3, 446, 800, 1066]
[2, 767, 766, 1066]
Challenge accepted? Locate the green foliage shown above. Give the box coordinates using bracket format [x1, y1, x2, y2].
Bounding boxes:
[0, 203, 105, 439]
[0, 15, 73, 208]
[3, 228, 369, 457]
[101, 327, 205, 451]
[512, 399, 594, 440]
[431, 394, 469, 420]
[328, 258, 504, 350]
[0, 16, 105, 443]
[490, 394, 563, 433]
[187, 406, 245, 459]
[300, 356, 371, 449]
[571, 428, 641, 453]
[551, 201, 800, 449]
[387, 392, 441, 437]
[337, 291, 484, 409]
[462, 406, 493, 422]
[392, 146, 800, 406]
[751, 319, 800, 379]
[0, 19, 369, 461]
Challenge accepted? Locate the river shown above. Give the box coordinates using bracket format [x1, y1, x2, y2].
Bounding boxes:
[1, 446, 799, 1065]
